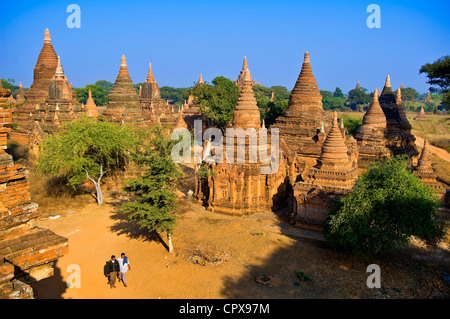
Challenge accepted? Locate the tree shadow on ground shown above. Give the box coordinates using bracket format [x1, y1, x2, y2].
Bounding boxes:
[218, 211, 450, 299]
[107, 192, 170, 251]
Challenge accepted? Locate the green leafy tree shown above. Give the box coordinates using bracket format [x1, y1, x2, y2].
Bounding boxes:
[160, 86, 189, 105]
[321, 90, 346, 111]
[189, 76, 239, 129]
[324, 155, 445, 260]
[122, 124, 182, 253]
[333, 87, 345, 99]
[270, 85, 290, 101]
[420, 55, 450, 110]
[37, 116, 137, 205]
[346, 88, 371, 111]
[342, 115, 362, 135]
[94, 80, 114, 95]
[74, 84, 108, 106]
[263, 100, 289, 126]
[399, 87, 419, 102]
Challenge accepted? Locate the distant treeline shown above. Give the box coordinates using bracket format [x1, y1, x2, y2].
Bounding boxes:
[1, 78, 446, 114]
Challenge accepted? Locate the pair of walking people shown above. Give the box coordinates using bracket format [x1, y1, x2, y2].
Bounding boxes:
[105, 253, 130, 288]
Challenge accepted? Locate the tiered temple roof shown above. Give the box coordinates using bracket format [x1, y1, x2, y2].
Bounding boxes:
[379, 75, 417, 157]
[36, 56, 83, 133]
[14, 29, 59, 133]
[272, 51, 328, 170]
[354, 89, 390, 165]
[413, 139, 446, 199]
[291, 112, 358, 230]
[231, 69, 261, 130]
[198, 59, 287, 215]
[103, 55, 142, 123]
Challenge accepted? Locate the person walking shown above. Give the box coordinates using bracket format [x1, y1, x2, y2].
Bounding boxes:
[116, 253, 130, 287]
[106, 255, 120, 288]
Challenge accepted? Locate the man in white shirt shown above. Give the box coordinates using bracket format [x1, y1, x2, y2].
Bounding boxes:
[116, 253, 130, 287]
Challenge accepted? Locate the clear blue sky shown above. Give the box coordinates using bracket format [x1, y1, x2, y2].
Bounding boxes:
[1, 0, 449, 94]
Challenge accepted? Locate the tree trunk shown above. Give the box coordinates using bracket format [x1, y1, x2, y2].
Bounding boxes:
[84, 159, 104, 206]
[94, 181, 103, 206]
[167, 233, 174, 253]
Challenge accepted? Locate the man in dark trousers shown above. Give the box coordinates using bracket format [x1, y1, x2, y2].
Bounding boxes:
[106, 255, 120, 288]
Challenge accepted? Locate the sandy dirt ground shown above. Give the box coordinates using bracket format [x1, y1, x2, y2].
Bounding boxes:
[31, 189, 449, 299]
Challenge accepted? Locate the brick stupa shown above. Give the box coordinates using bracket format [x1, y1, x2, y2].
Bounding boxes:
[272, 51, 328, 170]
[198, 60, 287, 215]
[139, 62, 167, 118]
[416, 105, 427, 120]
[291, 112, 359, 230]
[32, 56, 83, 134]
[104, 55, 142, 123]
[354, 89, 390, 166]
[413, 139, 446, 200]
[379, 75, 417, 157]
[13, 29, 59, 138]
[235, 56, 257, 88]
[0, 85, 68, 299]
[85, 89, 99, 118]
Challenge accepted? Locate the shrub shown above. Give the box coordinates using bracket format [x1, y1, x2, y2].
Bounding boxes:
[324, 155, 445, 259]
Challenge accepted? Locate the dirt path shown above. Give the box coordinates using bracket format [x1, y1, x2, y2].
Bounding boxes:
[30, 191, 449, 299]
[415, 135, 450, 163]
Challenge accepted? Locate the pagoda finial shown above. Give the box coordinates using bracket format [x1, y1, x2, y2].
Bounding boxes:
[333, 111, 338, 126]
[44, 28, 51, 43]
[55, 56, 63, 75]
[242, 56, 248, 70]
[198, 73, 204, 84]
[396, 88, 402, 104]
[304, 51, 310, 63]
[121, 55, 127, 67]
[146, 62, 155, 82]
[385, 75, 391, 88]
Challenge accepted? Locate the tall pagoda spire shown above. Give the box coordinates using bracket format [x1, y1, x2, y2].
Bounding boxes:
[47, 56, 73, 101]
[198, 73, 204, 84]
[416, 139, 433, 173]
[236, 56, 254, 88]
[232, 59, 260, 130]
[23, 28, 58, 104]
[242, 56, 248, 70]
[106, 55, 140, 111]
[361, 89, 386, 127]
[284, 51, 323, 117]
[317, 112, 349, 168]
[146, 62, 156, 83]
